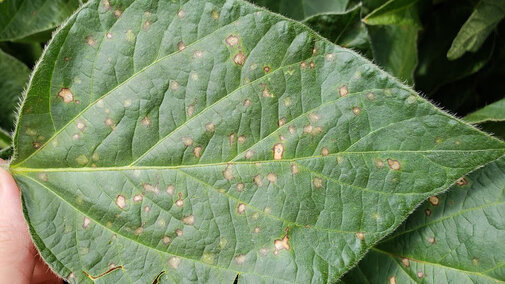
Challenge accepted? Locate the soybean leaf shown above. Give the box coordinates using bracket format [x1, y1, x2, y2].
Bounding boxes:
[363, 0, 422, 27]
[464, 98, 505, 140]
[303, 5, 372, 57]
[0, 128, 12, 160]
[447, 0, 505, 60]
[0, 0, 85, 42]
[248, 0, 349, 20]
[427, 23, 505, 116]
[464, 98, 505, 123]
[341, 156, 505, 283]
[0, 48, 30, 131]
[0, 41, 43, 67]
[415, 0, 495, 93]
[0, 128, 10, 149]
[9, 0, 505, 283]
[368, 24, 419, 84]
[0, 147, 12, 160]
[359, 0, 422, 84]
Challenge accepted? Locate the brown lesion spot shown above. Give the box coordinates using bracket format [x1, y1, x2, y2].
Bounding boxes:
[233, 52, 246, 66]
[226, 35, 240, 47]
[237, 203, 246, 214]
[254, 175, 263, 187]
[223, 164, 233, 180]
[193, 146, 202, 158]
[175, 193, 184, 207]
[387, 159, 401, 170]
[355, 232, 365, 241]
[274, 228, 290, 256]
[177, 41, 186, 51]
[115, 195, 127, 209]
[273, 143, 284, 160]
[456, 177, 468, 186]
[313, 177, 323, 189]
[429, 196, 439, 206]
[425, 208, 431, 216]
[58, 88, 74, 103]
[401, 258, 410, 267]
[339, 85, 349, 97]
[82, 217, 91, 229]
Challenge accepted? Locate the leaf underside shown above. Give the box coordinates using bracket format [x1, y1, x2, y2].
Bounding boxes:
[10, 0, 505, 283]
[341, 156, 505, 283]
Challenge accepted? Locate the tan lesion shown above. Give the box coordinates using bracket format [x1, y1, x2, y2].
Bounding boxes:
[273, 227, 291, 256]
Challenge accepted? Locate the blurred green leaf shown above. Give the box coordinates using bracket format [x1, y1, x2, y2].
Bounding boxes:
[0, 128, 10, 149]
[0, 147, 12, 160]
[0, 0, 85, 41]
[465, 97, 505, 123]
[364, 0, 422, 27]
[415, 1, 494, 93]
[0, 41, 42, 68]
[447, 0, 505, 60]
[475, 121, 505, 141]
[464, 98, 505, 140]
[248, 0, 349, 20]
[303, 5, 372, 57]
[341, 155, 505, 283]
[428, 22, 505, 116]
[368, 24, 419, 84]
[0, 48, 30, 131]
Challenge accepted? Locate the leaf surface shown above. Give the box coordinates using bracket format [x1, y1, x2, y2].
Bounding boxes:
[0, 0, 85, 41]
[447, 0, 505, 60]
[9, 0, 505, 283]
[341, 156, 505, 283]
[0, 48, 30, 131]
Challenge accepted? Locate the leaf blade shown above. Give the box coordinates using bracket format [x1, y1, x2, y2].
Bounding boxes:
[341, 156, 505, 283]
[0, 0, 85, 41]
[447, 0, 505, 60]
[0, 48, 30, 131]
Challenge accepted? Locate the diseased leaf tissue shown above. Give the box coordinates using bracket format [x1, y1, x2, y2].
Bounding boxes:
[2, 0, 505, 283]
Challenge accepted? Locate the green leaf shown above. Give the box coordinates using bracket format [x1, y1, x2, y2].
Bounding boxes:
[0, 147, 13, 160]
[0, 41, 43, 67]
[464, 98, 505, 123]
[9, 0, 505, 282]
[464, 98, 505, 141]
[0, 0, 85, 41]
[248, 0, 349, 20]
[0, 128, 12, 160]
[0, 128, 11, 149]
[447, 0, 505, 60]
[302, 5, 372, 57]
[415, 0, 495, 93]
[0, 48, 30, 131]
[341, 155, 505, 283]
[363, 0, 422, 27]
[368, 24, 419, 84]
